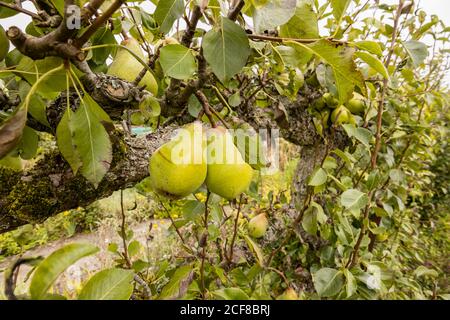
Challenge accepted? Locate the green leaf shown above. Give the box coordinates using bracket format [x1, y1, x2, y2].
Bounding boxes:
[302, 208, 318, 235]
[403, 40, 428, 67]
[308, 167, 328, 186]
[159, 44, 197, 80]
[340, 189, 369, 211]
[78, 268, 134, 300]
[344, 269, 357, 298]
[253, 0, 296, 34]
[17, 126, 38, 160]
[154, 0, 184, 34]
[243, 235, 265, 266]
[159, 265, 193, 299]
[354, 41, 383, 56]
[30, 243, 99, 299]
[286, 39, 365, 103]
[342, 124, 373, 148]
[355, 51, 389, 80]
[280, 0, 318, 39]
[182, 200, 205, 221]
[413, 266, 439, 278]
[212, 287, 249, 300]
[57, 108, 82, 174]
[330, 0, 351, 21]
[202, 17, 250, 83]
[71, 94, 112, 187]
[313, 268, 345, 297]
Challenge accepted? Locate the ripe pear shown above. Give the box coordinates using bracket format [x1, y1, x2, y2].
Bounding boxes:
[346, 93, 366, 114]
[323, 92, 339, 108]
[148, 122, 207, 198]
[0, 25, 9, 62]
[277, 288, 298, 300]
[248, 213, 268, 238]
[331, 105, 351, 125]
[108, 38, 158, 96]
[205, 127, 253, 200]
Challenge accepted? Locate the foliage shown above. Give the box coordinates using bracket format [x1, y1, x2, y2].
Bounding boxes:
[0, 0, 449, 300]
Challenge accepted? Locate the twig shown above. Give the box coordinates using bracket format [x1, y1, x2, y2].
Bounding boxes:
[227, 0, 245, 21]
[156, 196, 187, 245]
[248, 34, 347, 45]
[195, 90, 217, 128]
[120, 189, 132, 268]
[228, 194, 243, 262]
[200, 191, 211, 299]
[0, 1, 40, 19]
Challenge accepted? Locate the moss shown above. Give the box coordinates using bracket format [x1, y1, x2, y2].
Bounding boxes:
[0, 167, 20, 197]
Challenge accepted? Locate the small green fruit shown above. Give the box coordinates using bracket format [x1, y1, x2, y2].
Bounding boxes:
[323, 93, 339, 108]
[148, 122, 207, 198]
[205, 127, 253, 200]
[277, 288, 298, 300]
[248, 214, 268, 238]
[0, 25, 9, 62]
[331, 105, 350, 125]
[312, 98, 326, 111]
[346, 98, 365, 114]
[108, 38, 158, 96]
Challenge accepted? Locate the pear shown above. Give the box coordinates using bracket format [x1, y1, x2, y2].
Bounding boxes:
[148, 122, 207, 198]
[331, 105, 351, 125]
[277, 288, 298, 300]
[0, 25, 9, 62]
[248, 213, 268, 238]
[346, 93, 366, 114]
[323, 92, 339, 108]
[108, 38, 158, 96]
[205, 127, 253, 200]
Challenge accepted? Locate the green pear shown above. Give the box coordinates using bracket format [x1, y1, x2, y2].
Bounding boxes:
[331, 105, 351, 125]
[0, 25, 9, 62]
[323, 92, 339, 108]
[148, 122, 207, 198]
[205, 127, 253, 200]
[346, 93, 366, 114]
[277, 288, 298, 300]
[248, 213, 268, 238]
[108, 38, 158, 96]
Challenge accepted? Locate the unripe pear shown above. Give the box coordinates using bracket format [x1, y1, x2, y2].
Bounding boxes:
[205, 127, 253, 200]
[277, 288, 298, 300]
[248, 214, 268, 238]
[323, 92, 339, 108]
[108, 38, 158, 96]
[0, 25, 9, 62]
[148, 122, 207, 198]
[346, 96, 365, 114]
[331, 105, 351, 125]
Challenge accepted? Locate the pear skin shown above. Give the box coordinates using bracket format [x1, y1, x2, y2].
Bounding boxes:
[108, 38, 158, 96]
[277, 288, 298, 300]
[331, 105, 350, 125]
[205, 127, 253, 200]
[0, 25, 9, 62]
[148, 122, 207, 198]
[248, 213, 268, 238]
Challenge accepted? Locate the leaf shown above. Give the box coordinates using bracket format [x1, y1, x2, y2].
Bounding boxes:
[71, 93, 113, 187]
[413, 266, 439, 278]
[355, 41, 383, 56]
[253, 0, 297, 34]
[0, 107, 27, 159]
[17, 126, 38, 160]
[158, 265, 194, 300]
[202, 17, 250, 83]
[212, 287, 249, 300]
[302, 208, 317, 235]
[154, 0, 184, 34]
[182, 200, 205, 221]
[286, 39, 365, 103]
[57, 108, 82, 174]
[159, 44, 197, 80]
[355, 51, 389, 80]
[78, 268, 134, 300]
[403, 40, 428, 67]
[344, 269, 357, 298]
[308, 167, 328, 186]
[330, 0, 351, 21]
[342, 124, 373, 148]
[313, 268, 345, 297]
[340, 189, 369, 211]
[30, 243, 99, 299]
[279, 0, 319, 39]
[243, 235, 265, 266]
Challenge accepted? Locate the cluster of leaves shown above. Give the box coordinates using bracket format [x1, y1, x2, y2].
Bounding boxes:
[1, 0, 449, 300]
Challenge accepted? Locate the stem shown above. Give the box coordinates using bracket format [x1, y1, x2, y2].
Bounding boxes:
[0, 1, 40, 19]
[195, 90, 217, 128]
[120, 189, 132, 268]
[228, 194, 242, 262]
[200, 191, 211, 299]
